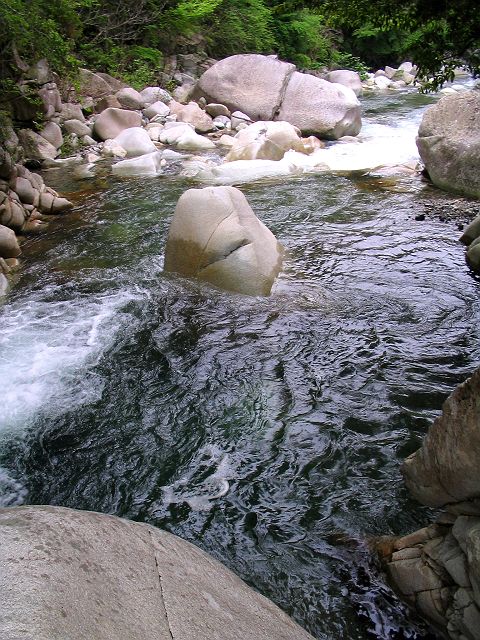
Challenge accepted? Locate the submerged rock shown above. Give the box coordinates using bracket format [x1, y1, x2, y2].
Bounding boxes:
[417, 91, 480, 199]
[164, 186, 283, 296]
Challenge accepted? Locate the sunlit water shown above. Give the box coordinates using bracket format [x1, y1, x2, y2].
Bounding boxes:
[1, 89, 479, 639]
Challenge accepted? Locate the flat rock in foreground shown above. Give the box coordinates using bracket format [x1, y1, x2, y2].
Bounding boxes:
[0, 505, 315, 640]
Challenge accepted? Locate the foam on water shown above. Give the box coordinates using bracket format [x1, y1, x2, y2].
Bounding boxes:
[0, 287, 143, 434]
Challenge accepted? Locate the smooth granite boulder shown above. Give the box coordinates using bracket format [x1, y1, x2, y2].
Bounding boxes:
[327, 69, 362, 96]
[226, 121, 304, 162]
[164, 186, 283, 296]
[113, 127, 157, 157]
[0, 224, 21, 258]
[0, 505, 315, 640]
[93, 108, 142, 141]
[277, 72, 361, 139]
[416, 91, 480, 199]
[194, 54, 296, 121]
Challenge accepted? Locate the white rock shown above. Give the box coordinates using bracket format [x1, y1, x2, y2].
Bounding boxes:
[140, 87, 172, 106]
[115, 87, 145, 110]
[101, 139, 127, 158]
[113, 128, 157, 157]
[164, 185, 283, 296]
[231, 111, 253, 129]
[374, 76, 392, 90]
[112, 151, 164, 177]
[226, 121, 304, 162]
[144, 101, 170, 119]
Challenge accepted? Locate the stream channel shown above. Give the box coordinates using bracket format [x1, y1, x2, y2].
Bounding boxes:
[1, 88, 480, 639]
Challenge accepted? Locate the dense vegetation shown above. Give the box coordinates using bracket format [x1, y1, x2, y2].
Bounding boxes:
[0, 0, 479, 89]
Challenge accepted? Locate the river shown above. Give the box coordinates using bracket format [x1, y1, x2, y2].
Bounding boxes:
[1, 88, 479, 639]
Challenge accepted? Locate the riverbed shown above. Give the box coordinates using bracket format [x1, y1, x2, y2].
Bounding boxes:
[1, 89, 479, 639]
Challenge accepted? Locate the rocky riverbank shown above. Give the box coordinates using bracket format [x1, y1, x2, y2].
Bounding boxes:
[376, 369, 480, 639]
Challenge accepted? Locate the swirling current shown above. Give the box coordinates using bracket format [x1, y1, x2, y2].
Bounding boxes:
[1, 90, 479, 639]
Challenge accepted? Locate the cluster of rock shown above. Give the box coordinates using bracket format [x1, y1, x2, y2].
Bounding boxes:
[164, 185, 283, 296]
[0, 123, 72, 296]
[362, 62, 418, 91]
[0, 505, 315, 640]
[377, 369, 480, 638]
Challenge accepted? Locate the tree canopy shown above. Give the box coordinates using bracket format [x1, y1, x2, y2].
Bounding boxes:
[0, 0, 478, 89]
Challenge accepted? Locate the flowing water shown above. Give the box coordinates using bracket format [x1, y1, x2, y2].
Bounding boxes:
[1, 89, 480, 639]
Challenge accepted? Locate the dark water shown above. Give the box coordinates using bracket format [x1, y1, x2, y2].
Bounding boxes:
[1, 90, 479, 639]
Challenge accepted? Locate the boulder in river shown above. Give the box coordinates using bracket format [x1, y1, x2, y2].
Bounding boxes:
[194, 54, 362, 139]
[416, 91, 480, 199]
[112, 151, 164, 177]
[0, 224, 21, 258]
[93, 108, 142, 141]
[168, 100, 214, 133]
[226, 121, 304, 162]
[113, 127, 157, 157]
[164, 186, 283, 296]
[0, 505, 315, 640]
[327, 70, 362, 96]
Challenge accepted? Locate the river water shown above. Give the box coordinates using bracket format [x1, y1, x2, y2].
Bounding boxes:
[1, 89, 479, 639]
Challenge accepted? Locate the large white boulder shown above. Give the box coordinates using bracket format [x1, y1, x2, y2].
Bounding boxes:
[194, 54, 296, 121]
[164, 186, 283, 296]
[113, 127, 157, 157]
[112, 151, 164, 177]
[277, 72, 361, 139]
[416, 91, 480, 199]
[93, 108, 142, 141]
[327, 70, 362, 96]
[226, 121, 304, 162]
[194, 55, 362, 139]
[188, 158, 299, 184]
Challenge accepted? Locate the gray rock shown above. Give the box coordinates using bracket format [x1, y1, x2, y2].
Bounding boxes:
[17, 129, 58, 161]
[0, 224, 21, 258]
[165, 186, 283, 296]
[96, 72, 126, 92]
[277, 72, 361, 139]
[26, 58, 52, 85]
[39, 121, 63, 149]
[195, 54, 296, 121]
[144, 101, 171, 119]
[63, 119, 92, 137]
[417, 91, 480, 199]
[231, 111, 253, 129]
[467, 243, 480, 271]
[0, 505, 315, 640]
[60, 103, 85, 123]
[15, 177, 37, 205]
[38, 83, 62, 117]
[403, 368, 480, 507]
[168, 100, 214, 133]
[0, 149, 13, 180]
[93, 108, 142, 141]
[116, 87, 145, 110]
[94, 95, 123, 113]
[327, 70, 362, 96]
[79, 68, 113, 99]
[206, 103, 231, 118]
[139, 87, 172, 107]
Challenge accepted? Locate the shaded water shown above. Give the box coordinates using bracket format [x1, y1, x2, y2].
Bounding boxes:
[1, 90, 480, 639]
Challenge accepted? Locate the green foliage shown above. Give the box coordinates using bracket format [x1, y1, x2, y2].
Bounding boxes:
[330, 51, 369, 79]
[273, 8, 333, 68]
[80, 42, 163, 89]
[203, 0, 276, 57]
